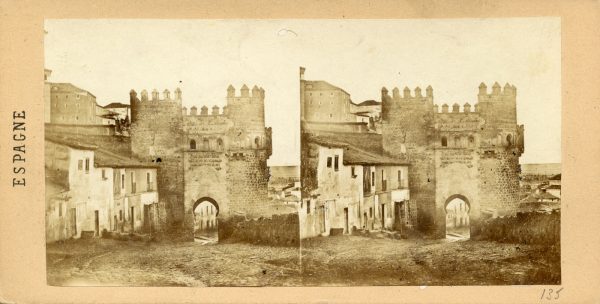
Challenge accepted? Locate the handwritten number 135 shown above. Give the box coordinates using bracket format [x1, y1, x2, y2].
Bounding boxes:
[541, 288, 563, 300]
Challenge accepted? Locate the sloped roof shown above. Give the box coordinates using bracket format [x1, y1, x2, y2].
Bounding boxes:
[357, 100, 380, 106]
[549, 173, 561, 180]
[307, 135, 409, 166]
[303, 80, 350, 96]
[103, 102, 130, 109]
[48, 82, 96, 98]
[546, 184, 561, 190]
[46, 135, 156, 169]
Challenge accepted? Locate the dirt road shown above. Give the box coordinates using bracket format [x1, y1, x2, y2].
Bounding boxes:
[46, 235, 560, 286]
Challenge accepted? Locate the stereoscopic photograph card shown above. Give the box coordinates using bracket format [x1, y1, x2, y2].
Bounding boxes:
[1, 0, 599, 303]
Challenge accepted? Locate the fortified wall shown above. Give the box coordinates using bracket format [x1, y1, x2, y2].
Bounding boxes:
[381, 82, 524, 238]
[129, 85, 272, 238]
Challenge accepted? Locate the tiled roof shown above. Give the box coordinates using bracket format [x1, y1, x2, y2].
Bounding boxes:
[103, 102, 130, 109]
[94, 149, 158, 169]
[307, 135, 409, 166]
[48, 82, 96, 98]
[306, 131, 384, 153]
[303, 80, 350, 96]
[46, 135, 156, 169]
[357, 100, 380, 106]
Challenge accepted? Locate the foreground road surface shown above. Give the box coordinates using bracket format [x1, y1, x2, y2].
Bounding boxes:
[46, 235, 560, 286]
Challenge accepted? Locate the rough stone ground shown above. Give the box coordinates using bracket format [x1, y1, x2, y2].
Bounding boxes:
[46, 235, 560, 287]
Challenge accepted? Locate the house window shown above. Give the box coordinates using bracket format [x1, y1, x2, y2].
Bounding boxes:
[131, 172, 135, 193]
[369, 207, 373, 218]
[307, 201, 311, 214]
[119, 210, 123, 220]
[217, 138, 223, 149]
[147, 172, 151, 183]
[351, 166, 356, 177]
[327, 157, 332, 168]
[334, 155, 339, 171]
[102, 169, 106, 179]
[59, 203, 63, 217]
[506, 134, 513, 146]
[78, 160, 83, 170]
[372, 171, 375, 186]
[85, 158, 90, 173]
[441, 136, 448, 147]
[190, 139, 196, 150]
[121, 174, 125, 189]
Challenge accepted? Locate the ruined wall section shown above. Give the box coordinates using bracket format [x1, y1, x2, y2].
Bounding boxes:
[130, 88, 185, 228]
[382, 86, 435, 232]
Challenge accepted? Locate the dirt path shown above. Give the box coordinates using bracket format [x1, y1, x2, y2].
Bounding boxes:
[46, 236, 560, 286]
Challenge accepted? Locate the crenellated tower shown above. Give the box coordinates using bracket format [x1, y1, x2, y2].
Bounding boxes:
[381, 85, 435, 231]
[130, 88, 185, 227]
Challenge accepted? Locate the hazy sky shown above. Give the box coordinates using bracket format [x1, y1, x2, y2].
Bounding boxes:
[45, 18, 560, 165]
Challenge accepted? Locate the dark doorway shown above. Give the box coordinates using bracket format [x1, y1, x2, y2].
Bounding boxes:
[381, 204, 385, 229]
[68, 208, 77, 237]
[343, 208, 349, 234]
[94, 210, 99, 237]
[319, 205, 326, 233]
[193, 198, 219, 243]
[143, 205, 151, 233]
[130, 206, 135, 232]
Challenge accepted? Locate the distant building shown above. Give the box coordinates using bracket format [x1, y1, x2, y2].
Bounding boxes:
[103, 102, 131, 121]
[300, 67, 356, 124]
[546, 174, 561, 198]
[44, 69, 53, 123]
[45, 136, 160, 243]
[48, 82, 104, 125]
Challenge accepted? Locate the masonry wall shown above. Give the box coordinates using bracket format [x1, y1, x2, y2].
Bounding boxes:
[477, 150, 522, 216]
[226, 150, 271, 217]
[130, 93, 185, 228]
[382, 90, 436, 233]
[472, 211, 560, 245]
[219, 213, 300, 246]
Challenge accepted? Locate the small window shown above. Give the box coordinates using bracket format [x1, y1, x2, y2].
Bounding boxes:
[119, 210, 123, 220]
[59, 203, 63, 217]
[307, 201, 311, 214]
[190, 139, 196, 150]
[371, 172, 375, 186]
[506, 134, 513, 146]
[255, 136, 260, 147]
[121, 174, 125, 189]
[85, 158, 90, 173]
[369, 207, 373, 218]
[217, 138, 223, 148]
[351, 166, 356, 177]
[334, 155, 339, 171]
[78, 160, 83, 170]
[102, 169, 106, 179]
[329, 114, 333, 118]
[398, 170, 402, 186]
[130, 172, 135, 188]
[441, 136, 448, 147]
[327, 157, 332, 168]
[147, 172, 151, 184]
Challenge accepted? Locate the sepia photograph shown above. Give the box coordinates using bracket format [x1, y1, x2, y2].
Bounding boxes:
[44, 18, 561, 287]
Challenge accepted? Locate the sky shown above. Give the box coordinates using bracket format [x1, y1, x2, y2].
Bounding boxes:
[45, 18, 561, 165]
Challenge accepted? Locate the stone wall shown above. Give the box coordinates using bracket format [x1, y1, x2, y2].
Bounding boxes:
[226, 150, 271, 217]
[130, 94, 185, 228]
[472, 211, 560, 245]
[478, 150, 521, 215]
[219, 213, 300, 246]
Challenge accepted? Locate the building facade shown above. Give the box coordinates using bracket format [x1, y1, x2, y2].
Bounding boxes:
[129, 85, 273, 238]
[45, 137, 159, 243]
[301, 67, 525, 238]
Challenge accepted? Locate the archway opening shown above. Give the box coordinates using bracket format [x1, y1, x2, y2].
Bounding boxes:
[445, 195, 470, 240]
[193, 198, 219, 243]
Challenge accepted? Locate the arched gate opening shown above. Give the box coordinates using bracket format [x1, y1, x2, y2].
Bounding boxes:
[444, 194, 470, 239]
[193, 197, 219, 243]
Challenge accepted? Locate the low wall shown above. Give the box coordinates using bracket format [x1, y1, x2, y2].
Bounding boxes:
[219, 213, 300, 246]
[472, 210, 560, 245]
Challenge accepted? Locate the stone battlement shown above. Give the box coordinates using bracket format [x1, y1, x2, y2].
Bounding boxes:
[383, 85, 434, 103]
[183, 105, 227, 116]
[434, 102, 479, 114]
[227, 84, 265, 99]
[130, 88, 182, 102]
